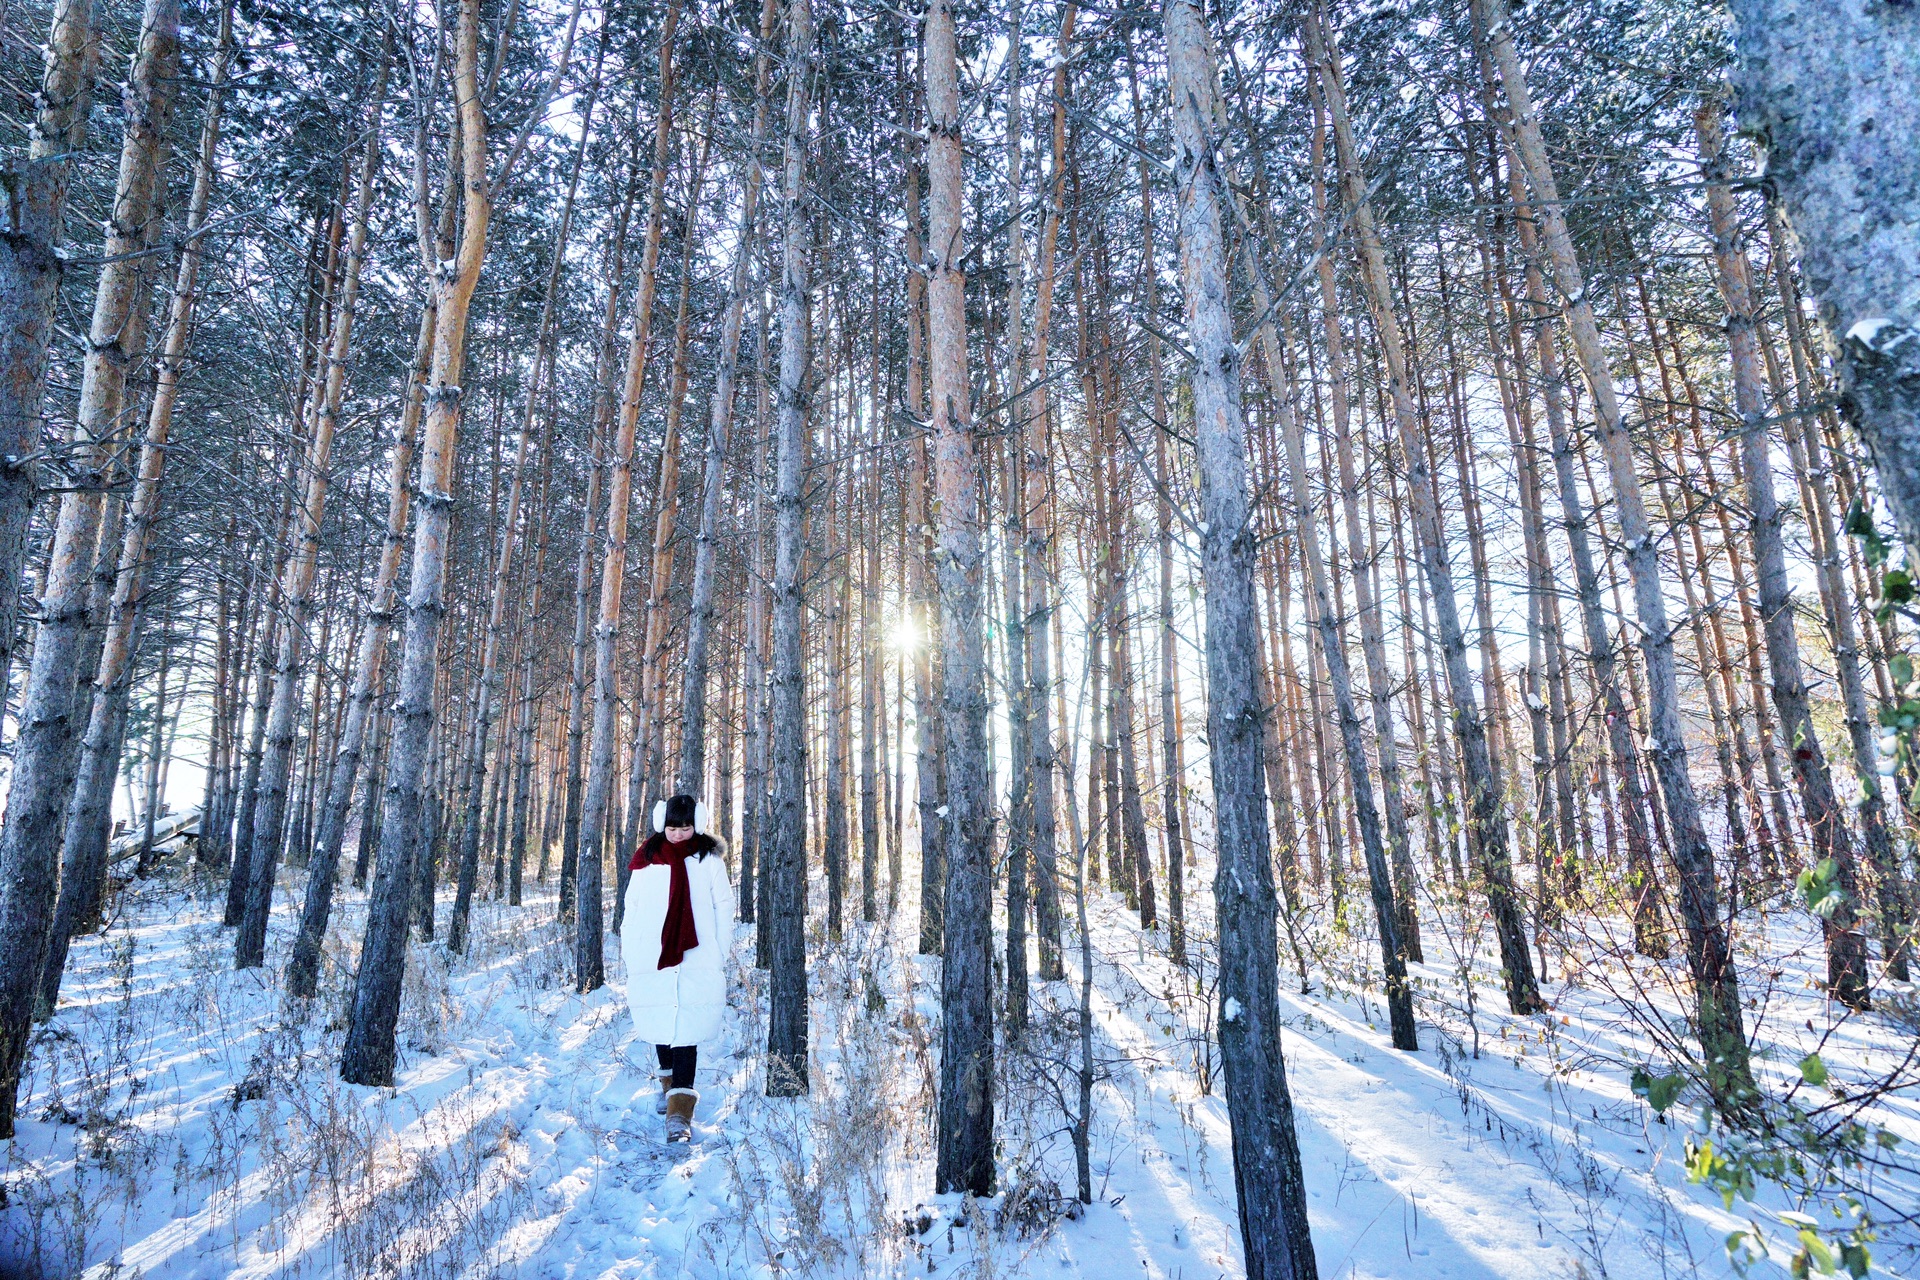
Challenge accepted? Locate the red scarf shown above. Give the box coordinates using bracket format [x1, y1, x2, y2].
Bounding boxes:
[630, 833, 710, 969]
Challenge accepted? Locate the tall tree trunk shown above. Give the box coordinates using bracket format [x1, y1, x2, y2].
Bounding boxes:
[238, 69, 383, 973]
[340, 0, 491, 1086]
[448, 399, 535, 945]
[630, 129, 710, 867]
[575, 0, 682, 991]
[1002, 438, 1030, 1028]
[294, 47, 469, 992]
[1114, 557, 1156, 927]
[1476, 0, 1752, 1107]
[999, 0, 1030, 1028]
[679, 0, 775, 798]
[1020, 0, 1072, 983]
[905, 66, 947, 960]
[861, 467, 882, 926]
[825, 485, 849, 942]
[0, 0, 178, 1137]
[505, 402, 559, 908]
[202, 554, 236, 872]
[1480, 197, 1588, 883]
[137, 640, 176, 873]
[221, 539, 262, 874]
[65, 493, 128, 881]
[765, 0, 815, 1097]
[225, 462, 294, 928]
[1271, 333, 1418, 1050]
[1479, 67, 1669, 953]
[1763, 224, 1913, 979]
[742, 182, 774, 939]
[1697, 101, 1873, 1008]
[1132, 60, 1188, 961]
[560, 137, 644, 922]
[1308, 5, 1539, 1013]
[1294, 118, 1422, 962]
[0, 0, 94, 704]
[448, 72, 594, 948]
[926, 0, 993, 1196]
[352, 691, 389, 889]
[42, 7, 232, 1011]
[1163, 2, 1319, 1272]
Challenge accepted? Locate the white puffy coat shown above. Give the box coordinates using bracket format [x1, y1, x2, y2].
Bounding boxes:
[620, 836, 734, 1046]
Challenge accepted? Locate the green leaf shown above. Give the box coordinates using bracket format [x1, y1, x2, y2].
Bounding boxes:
[1799, 860, 1846, 917]
[1883, 569, 1915, 605]
[1891, 654, 1914, 688]
[1688, 1138, 1735, 1208]
[1799, 1053, 1829, 1087]
[1800, 1229, 1837, 1276]
[1631, 1065, 1684, 1114]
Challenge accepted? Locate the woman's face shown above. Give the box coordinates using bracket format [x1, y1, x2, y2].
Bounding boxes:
[664, 823, 695, 844]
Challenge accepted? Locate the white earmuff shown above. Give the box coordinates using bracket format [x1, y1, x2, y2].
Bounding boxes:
[653, 799, 709, 834]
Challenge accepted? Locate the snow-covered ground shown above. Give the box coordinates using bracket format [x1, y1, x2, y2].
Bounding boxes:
[3, 851, 1916, 1279]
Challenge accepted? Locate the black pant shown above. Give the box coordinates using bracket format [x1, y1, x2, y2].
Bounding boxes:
[655, 1043, 697, 1089]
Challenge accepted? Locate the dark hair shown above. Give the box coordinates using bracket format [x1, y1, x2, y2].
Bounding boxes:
[663, 794, 698, 829]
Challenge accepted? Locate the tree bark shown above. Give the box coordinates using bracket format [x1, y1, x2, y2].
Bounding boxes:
[42, 7, 232, 1011]
[559, 137, 643, 924]
[1291, 112, 1422, 962]
[1163, 1, 1319, 1272]
[340, 0, 491, 1086]
[628, 129, 710, 868]
[1727, 0, 1920, 545]
[679, 0, 775, 800]
[1020, 0, 1073, 982]
[225, 471, 293, 928]
[1308, 4, 1539, 1013]
[1271, 332, 1418, 1050]
[575, 0, 682, 991]
[743, 183, 774, 940]
[447, 74, 593, 948]
[1697, 101, 1873, 1008]
[904, 62, 947, 960]
[765, 0, 815, 1097]
[1479, 75, 1669, 954]
[1132, 56, 1187, 962]
[0, 0, 94, 704]
[926, 0, 993, 1196]
[1000, 0, 1030, 1029]
[0, 0, 178, 1137]
[238, 70, 383, 973]
[1476, 0, 1752, 1106]
[1762, 213, 1913, 979]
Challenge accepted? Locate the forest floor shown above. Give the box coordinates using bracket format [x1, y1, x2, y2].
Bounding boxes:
[2, 847, 1917, 1280]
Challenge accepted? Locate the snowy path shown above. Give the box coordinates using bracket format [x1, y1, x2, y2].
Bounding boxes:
[6, 876, 766, 1279]
[3, 869, 1916, 1278]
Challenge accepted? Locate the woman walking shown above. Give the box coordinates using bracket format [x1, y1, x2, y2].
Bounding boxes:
[622, 792, 733, 1141]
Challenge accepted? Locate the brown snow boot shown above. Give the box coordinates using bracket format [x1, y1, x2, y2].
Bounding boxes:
[654, 1071, 673, 1115]
[664, 1088, 698, 1143]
